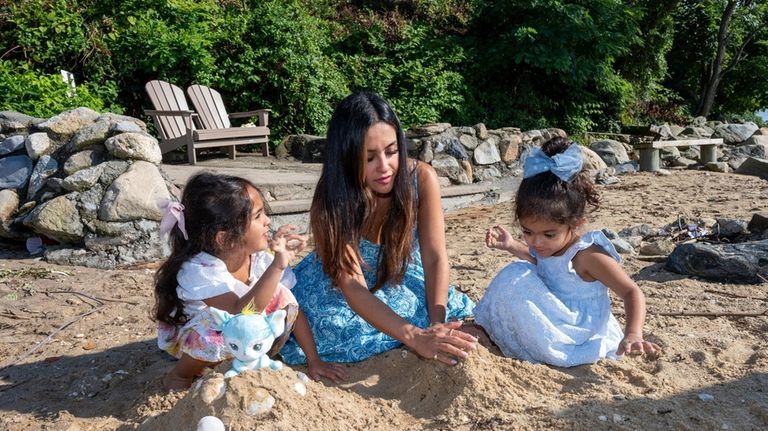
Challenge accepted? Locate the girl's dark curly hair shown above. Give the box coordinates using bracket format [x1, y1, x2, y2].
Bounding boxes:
[515, 137, 600, 227]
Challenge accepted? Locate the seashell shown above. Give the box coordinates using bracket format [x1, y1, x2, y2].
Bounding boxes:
[198, 377, 226, 404]
[293, 381, 306, 396]
[197, 416, 225, 431]
[245, 388, 275, 416]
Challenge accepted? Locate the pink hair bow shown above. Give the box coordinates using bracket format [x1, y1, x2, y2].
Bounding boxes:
[159, 201, 188, 240]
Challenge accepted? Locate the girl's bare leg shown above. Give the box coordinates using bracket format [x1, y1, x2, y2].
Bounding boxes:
[163, 353, 218, 391]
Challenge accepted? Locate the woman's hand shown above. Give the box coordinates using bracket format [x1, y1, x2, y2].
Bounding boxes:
[270, 224, 307, 269]
[409, 321, 478, 365]
[617, 333, 661, 356]
[306, 359, 347, 384]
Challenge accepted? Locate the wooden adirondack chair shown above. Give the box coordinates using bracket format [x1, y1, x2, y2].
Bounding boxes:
[187, 84, 271, 157]
[143, 80, 270, 164]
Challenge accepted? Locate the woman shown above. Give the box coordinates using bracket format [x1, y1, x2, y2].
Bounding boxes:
[280, 92, 476, 367]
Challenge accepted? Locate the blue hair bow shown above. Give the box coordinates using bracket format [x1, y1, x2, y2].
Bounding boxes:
[522, 143, 583, 182]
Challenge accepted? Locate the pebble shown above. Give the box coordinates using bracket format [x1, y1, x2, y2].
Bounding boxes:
[612, 413, 625, 423]
[401, 349, 409, 359]
[598, 415, 608, 422]
[612, 394, 626, 401]
[294, 381, 307, 396]
[296, 371, 310, 383]
[698, 393, 714, 401]
[199, 377, 227, 404]
[245, 389, 275, 416]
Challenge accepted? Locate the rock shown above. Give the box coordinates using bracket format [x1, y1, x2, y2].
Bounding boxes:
[444, 137, 469, 160]
[24, 132, 55, 160]
[659, 146, 680, 161]
[460, 160, 473, 184]
[0, 189, 19, 226]
[244, 388, 275, 416]
[521, 129, 544, 145]
[0, 135, 26, 156]
[613, 161, 638, 174]
[666, 239, 768, 283]
[23, 193, 84, 243]
[430, 154, 462, 181]
[698, 393, 715, 402]
[669, 125, 685, 138]
[68, 120, 111, 152]
[619, 224, 656, 239]
[108, 121, 143, 135]
[406, 123, 451, 138]
[691, 116, 707, 127]
[419, 140, 434, 163]
[611, 238, 633, 254]
[99, 161, 171, 222]
[0, 111, 41, 132]
[97, 113, 147, 132]
[755, 127, 768, 136]
[293, 381, 307, 396]
[650, 124, 673, 140]
[747, 213, 768, 234]
[735, 157, 768, 179]
[589, 140, 629, 166]
[679, 126, 712, 139]
[499, 135, 521, 162]
[275, 134, 323, 160]
[713, 218, 748, 237]
[580, 146, 608, 172]
[670, 156, 698, 167]
[474, 166, 502, 182]
[473, 123, 488, 140]
[104, 132, 162, 164]
[0, 155, 34, 189]
[27, 155, 59, 200]
[712, 123, 759, 144]
[459, 134, 479, 150]
[704, 162, 729, 173]
[62, 165, 104, 192]
[473, 139, 501, 165]
[36, 107, 100, 138]
[198, 377, 226, 404]
[63, 146, 109, 175]
[639, 238, 676, 256]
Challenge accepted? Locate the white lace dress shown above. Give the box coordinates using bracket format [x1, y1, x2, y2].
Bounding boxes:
[475, 231, 624, 367]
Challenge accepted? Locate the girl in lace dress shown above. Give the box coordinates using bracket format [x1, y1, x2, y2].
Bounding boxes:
[475, 137, 661, 367]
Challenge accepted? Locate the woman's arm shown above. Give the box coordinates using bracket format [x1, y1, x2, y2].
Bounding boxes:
[414, 161, 450, 324]
[337, 267, 475, 364]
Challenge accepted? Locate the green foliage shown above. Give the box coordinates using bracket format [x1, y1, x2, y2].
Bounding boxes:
[0, 60, 120, 117]
[1, 0, 766, 142]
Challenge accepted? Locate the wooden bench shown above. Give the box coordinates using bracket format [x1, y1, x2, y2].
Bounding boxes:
[635, 138, 724, 172]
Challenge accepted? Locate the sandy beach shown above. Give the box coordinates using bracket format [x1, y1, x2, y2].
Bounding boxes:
[1, 169, 767, 430]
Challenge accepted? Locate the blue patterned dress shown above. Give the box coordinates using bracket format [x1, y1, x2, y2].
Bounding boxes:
[475, 231, 624, 367]
[280, 236, 475, 364]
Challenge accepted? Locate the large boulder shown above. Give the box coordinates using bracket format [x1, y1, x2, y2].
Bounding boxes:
[0, 155, 33, 189]
[104, 132, 162, 164]
[473, 139, 501, 165]
[712, 123, 759, 144]
[589, 139, 629, 166]
[666, 240, 768, 284]
[23, 193, 85, 243]
[35, 107, 99, 138]
[99, 161, 171, 222]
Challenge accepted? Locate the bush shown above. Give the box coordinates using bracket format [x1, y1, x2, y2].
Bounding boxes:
[0, 60, 121, 118]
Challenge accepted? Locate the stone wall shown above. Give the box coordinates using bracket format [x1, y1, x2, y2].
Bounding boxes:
[0, 109, 177, 268]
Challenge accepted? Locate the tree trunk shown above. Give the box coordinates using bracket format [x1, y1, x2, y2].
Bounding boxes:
[694, 0, 738, 117]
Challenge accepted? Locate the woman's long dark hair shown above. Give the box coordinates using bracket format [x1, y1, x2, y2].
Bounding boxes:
[311, 91, 416, 291]
[515, 137, 600, 227]
[153, 173, 262, 326]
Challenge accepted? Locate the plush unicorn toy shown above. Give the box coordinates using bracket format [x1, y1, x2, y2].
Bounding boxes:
[209, 307, 286, 378]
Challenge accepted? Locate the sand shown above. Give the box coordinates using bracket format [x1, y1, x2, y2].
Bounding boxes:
[0, 169, 767, 430]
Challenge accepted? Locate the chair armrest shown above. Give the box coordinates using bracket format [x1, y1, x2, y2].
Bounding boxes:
[229, 109, 272, 119]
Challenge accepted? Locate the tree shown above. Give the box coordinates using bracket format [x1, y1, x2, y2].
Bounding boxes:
[669, 0, 768, 118]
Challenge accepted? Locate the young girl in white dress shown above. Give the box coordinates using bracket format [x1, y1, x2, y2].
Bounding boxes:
[474, 137, 661, 367]
[154, 173, 346, 390]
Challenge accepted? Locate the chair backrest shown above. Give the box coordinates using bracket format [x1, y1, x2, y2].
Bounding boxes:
[145, 80, 193, 140]
[187, 84, 232, 130]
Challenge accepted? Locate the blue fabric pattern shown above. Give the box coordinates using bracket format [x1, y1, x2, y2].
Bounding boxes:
[280, 238, 475, 364]
[474, 230, 624, 367]
[523, 143, 583, 182]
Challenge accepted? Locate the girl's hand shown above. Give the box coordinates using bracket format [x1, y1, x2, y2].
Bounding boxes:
[306, 359, 347, 384]
[485, 225, 515, 251]
[410, 321, 478, 365]
[617, 334, 661, 356]
[270, 224, 307, 269]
